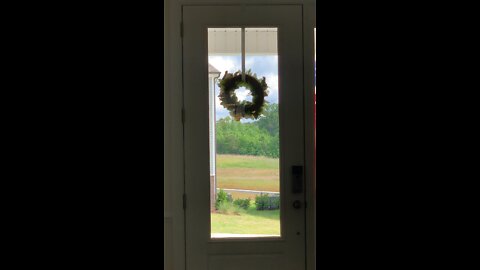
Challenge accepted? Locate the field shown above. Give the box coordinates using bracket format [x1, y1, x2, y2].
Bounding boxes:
[211, 154, 280, 236]
[216, 154, 279, 199]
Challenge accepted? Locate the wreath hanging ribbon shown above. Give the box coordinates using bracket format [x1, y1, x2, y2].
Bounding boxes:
[217, 70, 269, 121]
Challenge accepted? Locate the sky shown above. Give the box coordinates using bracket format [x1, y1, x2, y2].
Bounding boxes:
[209, 55, 279, 122]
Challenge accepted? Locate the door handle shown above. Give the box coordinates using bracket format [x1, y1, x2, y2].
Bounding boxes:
[292, 165, 303, 193]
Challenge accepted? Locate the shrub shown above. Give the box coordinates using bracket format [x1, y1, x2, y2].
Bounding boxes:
[233, 198, 251, 210]
[255, 194, 280, 210]
[216, 189, 233, 210]
[217, 201, 246, 215]
[216, 189, 227, 210]
[269, 196, 280, 209]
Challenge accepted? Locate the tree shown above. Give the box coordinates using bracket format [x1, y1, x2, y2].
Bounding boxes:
[215, 103, 280, 158]
[254, 103, 279, 137]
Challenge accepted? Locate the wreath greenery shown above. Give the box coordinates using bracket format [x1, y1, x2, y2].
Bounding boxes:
[217, 70, 269, 121]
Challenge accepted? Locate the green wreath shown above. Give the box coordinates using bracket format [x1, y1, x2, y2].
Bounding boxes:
[217, 70, 269, 121]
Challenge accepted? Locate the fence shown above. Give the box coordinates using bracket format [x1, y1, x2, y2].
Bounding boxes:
[216, 188, 279, 196]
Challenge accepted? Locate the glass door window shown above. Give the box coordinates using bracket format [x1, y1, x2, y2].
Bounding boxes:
[208, 28, 280, 238]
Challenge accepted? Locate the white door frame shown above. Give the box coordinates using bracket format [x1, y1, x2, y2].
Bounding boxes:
[164, 2, 316, 270]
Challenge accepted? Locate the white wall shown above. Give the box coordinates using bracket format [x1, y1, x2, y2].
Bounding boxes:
[164, 1, 316, 269]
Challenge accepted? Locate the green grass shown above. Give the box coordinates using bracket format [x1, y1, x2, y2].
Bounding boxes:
[216, 200, 246, 215]
[211, 205, 280, 235]
[216, 154, 279, 169]
[212, 154, 280, 235]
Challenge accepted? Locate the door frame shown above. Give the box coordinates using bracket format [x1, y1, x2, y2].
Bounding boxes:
[164, 2, 316, 270]
[303, 3, 316, 270]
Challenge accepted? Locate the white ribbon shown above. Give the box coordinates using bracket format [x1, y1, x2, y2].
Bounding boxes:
[241, 27, 246, 81]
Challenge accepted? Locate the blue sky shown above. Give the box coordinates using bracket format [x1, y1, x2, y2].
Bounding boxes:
[209, 55, 278, 122]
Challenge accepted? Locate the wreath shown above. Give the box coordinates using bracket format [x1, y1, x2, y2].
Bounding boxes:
[217, 70, 269, 121]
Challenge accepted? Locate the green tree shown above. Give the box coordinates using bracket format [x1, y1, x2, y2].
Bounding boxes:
[254, 103, 279, 137]
[215, 104, 280, 158]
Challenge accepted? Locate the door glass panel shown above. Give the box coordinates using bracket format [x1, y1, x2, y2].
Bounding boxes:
[208, 28, 280, 238]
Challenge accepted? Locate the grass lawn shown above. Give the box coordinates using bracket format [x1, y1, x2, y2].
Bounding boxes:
[216, 154, 279, 195]
[212, 154, 280, 235]
[216, 154, 279, 169]
[211, 205, 280, 235]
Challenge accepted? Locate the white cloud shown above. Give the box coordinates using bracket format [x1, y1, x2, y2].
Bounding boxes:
[209, 56, 240, 74]
[235, 87, 252, 101]
[264, 74, 278, 103]
[215, 108, 229, 120]
[245, 57, 256, 69]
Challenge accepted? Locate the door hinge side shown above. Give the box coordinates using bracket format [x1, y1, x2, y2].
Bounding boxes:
[180, 21, 183, 38]
[183, 194, 186, 210]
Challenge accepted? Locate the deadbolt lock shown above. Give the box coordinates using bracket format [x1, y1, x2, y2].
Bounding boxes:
[293, 200, 302, 209]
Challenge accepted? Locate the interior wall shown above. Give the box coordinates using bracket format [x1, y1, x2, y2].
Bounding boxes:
[164, 1, 315, 270]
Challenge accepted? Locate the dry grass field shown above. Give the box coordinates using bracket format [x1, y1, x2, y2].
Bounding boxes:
[216, 154, 279, 198]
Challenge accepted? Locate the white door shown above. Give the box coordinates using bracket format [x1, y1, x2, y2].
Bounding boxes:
[183, 5, 305, 270]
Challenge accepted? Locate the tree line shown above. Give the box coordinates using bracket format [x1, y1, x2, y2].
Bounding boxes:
[216, 103, 279, 158]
